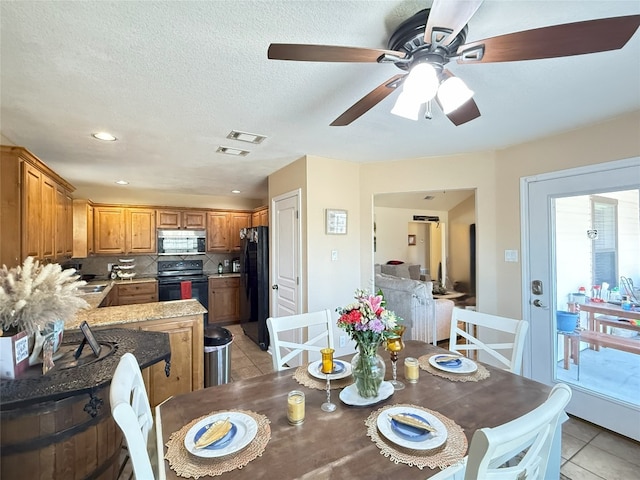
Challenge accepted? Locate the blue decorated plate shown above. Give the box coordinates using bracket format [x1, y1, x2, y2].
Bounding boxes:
[429, 355, 478, 374]
[193, 422, 238, 450]
[308, 359, 352, 380]
[390, 413, 432, 442]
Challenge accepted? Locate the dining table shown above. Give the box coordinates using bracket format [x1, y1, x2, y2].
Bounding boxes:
[156, 340, 557, 479]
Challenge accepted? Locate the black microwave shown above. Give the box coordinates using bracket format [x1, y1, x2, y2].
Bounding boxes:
[157, 229, 206, 255]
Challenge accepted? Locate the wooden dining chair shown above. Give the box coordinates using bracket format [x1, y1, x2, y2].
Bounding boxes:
[110, 352, 164, 480]
[431, 383, 572, 480]
[449, 307, 529, 374]
[266, 309, 335, 371]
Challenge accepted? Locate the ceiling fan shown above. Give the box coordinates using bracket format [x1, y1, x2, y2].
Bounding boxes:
[268, 0, 640, 126]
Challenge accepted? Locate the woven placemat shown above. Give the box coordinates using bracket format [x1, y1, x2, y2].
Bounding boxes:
[418, 354, 490, 382]
[164, 409, 271, 478]
[365, 403, 467, 470]
[293, 365, 354, 390]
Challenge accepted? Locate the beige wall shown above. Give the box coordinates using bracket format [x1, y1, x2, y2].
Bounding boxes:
[448, 194, 476, 291]
[360, 151, 499, 312]
[494, 110, 640, 318]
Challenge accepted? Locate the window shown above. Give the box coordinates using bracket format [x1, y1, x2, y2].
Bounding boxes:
[591, 196, 618, 287]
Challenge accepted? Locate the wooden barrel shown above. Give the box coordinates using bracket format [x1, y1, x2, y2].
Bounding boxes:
[0, 383, 122, 480]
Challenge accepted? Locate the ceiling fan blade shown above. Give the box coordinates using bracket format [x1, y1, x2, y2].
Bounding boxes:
[424, 0, 484, 47]
[457, 15, 640, 63]
[330, 74, 405, 126]
[268, 44, 406, 62]
[443, 98, 481, 126]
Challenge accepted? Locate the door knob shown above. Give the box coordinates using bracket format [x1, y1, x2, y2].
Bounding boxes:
[272, 285, 278, 290]
[532, 299, 548, 309]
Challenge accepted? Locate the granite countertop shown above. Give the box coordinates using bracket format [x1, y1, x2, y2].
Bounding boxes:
[0, 328, 171, 410]
[208, 273, 241, 279]
[68, 299, 207, 330]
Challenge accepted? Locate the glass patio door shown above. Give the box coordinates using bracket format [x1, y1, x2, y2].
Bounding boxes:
[525, 158, 640, 440]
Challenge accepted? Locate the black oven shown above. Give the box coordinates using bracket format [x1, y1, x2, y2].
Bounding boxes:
[157, 260, 209, 324]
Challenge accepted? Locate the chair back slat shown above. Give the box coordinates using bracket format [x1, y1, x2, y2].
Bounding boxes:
[267, 310, 335, 371]
[449, 307, 529, 374]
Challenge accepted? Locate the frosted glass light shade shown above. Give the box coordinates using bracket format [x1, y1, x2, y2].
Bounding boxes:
[437, 76, 474, 114]
[403, 63, 439, 103]
[391, 92, 422, 120]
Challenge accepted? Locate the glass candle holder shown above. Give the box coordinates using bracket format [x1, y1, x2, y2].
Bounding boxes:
[404, 357, 419, 383]
[287, 390, 305, 425]
[320, 348, 335, 374]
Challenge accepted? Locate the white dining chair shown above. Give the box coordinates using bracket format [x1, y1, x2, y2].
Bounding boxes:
[267, 309, 335, 371]
[110, 352, 164, 480]
[449, 307, 529, 374]
[431, 383, 572, 480]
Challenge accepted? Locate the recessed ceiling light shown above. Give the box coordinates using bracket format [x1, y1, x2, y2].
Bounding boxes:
[216, 146, 250, 156]
[226, 130, 266, 144]
[115, 180, 129, 185]
[92, 132, 117, 141]
[231, 190, 241, 194]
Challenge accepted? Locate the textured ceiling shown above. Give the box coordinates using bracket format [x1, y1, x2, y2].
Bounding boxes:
[1, 1, 639, 207]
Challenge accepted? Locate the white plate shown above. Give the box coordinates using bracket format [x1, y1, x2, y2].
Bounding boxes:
[117, 264, 135, 270]
[377, 406, 448, 450]
[119, 258, 135, 263]
[184, 412, 258, 458]
[339, 381, 394, 406]
[429, 354, 478, 374]
[117, 271, 136, 279]
[307, 359, 352, 380]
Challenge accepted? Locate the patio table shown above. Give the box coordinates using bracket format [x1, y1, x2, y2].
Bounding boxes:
[156, 340, 556, 479]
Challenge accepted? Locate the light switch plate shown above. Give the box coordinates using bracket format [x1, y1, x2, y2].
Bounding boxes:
[504, 250, 519, 262]
[331, 250, 338, 262]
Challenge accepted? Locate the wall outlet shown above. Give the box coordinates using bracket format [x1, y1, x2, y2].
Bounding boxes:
[339, 335, 347, 348]
[107, 263, 114, 273]
[224, 259, 229, 267]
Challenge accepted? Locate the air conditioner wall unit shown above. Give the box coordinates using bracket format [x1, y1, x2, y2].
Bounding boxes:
[413, 215, 440, 222]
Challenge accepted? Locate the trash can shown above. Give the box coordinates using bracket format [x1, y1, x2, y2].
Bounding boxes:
[204, 326, 233, 387]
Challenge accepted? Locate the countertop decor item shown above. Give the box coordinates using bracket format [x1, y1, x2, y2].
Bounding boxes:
[0, 257, 89, 336]
[337, 289, 402, 398]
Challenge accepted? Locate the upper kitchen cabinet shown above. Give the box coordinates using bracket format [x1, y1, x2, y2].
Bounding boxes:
[72, 199, 94, 258]
[206, 210, 251, 252]
[252, 206, 269, 227]
[1, 146, 75, 268]
[94, 206, 156, 254]
[229, 211, 251, 251]
[157, 209, 206, 229]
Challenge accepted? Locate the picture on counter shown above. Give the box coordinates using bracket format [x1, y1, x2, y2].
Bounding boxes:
[408, 234, 416, 246]
[75, 321, 102, 358]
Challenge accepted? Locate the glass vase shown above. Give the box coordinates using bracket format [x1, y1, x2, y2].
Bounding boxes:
[351, 343, 386, 399]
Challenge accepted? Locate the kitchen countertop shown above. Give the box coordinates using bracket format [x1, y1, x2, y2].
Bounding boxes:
[208, 273, 241, 278]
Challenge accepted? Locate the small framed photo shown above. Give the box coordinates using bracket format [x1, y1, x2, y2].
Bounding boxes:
[408, 234, 416, 246]
[326, 209, 348, 235]
[79, 321, 102, 357]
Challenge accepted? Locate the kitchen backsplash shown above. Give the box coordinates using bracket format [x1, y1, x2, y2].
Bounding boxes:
[68, 253, 238, 279]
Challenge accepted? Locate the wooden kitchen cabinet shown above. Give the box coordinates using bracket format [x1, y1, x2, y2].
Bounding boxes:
[126, 208, 156, 253]
[1, 146, 75, 267]
[93, 205, 156, 254]
[206, 210, 251, 252]
[208, 277, 240, 323]
[252, 206, 269, 227]
[94, 206, 126, 254]
[72, 199, 94, 257]
[157, 209, 206, 229]
[116, 281, 158, 305]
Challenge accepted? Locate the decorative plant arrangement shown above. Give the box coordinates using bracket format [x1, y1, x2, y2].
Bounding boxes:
[0, 257, 88, 336]
[337, 289, 402, 398]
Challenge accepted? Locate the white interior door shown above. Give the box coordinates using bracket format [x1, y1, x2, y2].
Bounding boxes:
[524, 157, 640, 440]
[271, 190, 301, 319]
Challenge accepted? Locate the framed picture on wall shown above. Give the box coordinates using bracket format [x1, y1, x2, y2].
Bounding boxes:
[408, 234, 416, 246]
[326, 209, 348, 235]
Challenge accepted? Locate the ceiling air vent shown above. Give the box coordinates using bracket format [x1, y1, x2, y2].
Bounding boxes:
[226, 130, 267, 144]
[413, 215, 440, 222]
[216, 146, 250, 156]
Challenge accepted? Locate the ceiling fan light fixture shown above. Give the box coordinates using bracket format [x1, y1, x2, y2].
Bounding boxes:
[437, 76, 474, 114]
[391, 92, 422, 121]
[404, 63, 439, 102]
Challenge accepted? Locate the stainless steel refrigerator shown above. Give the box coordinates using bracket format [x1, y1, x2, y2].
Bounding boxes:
[239, 226, 270, 350]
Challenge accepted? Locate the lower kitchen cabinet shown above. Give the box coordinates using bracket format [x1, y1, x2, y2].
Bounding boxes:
[121, 314, 204, 407]
[116, 281, 158, 305]
[208, 277, 240, 324]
